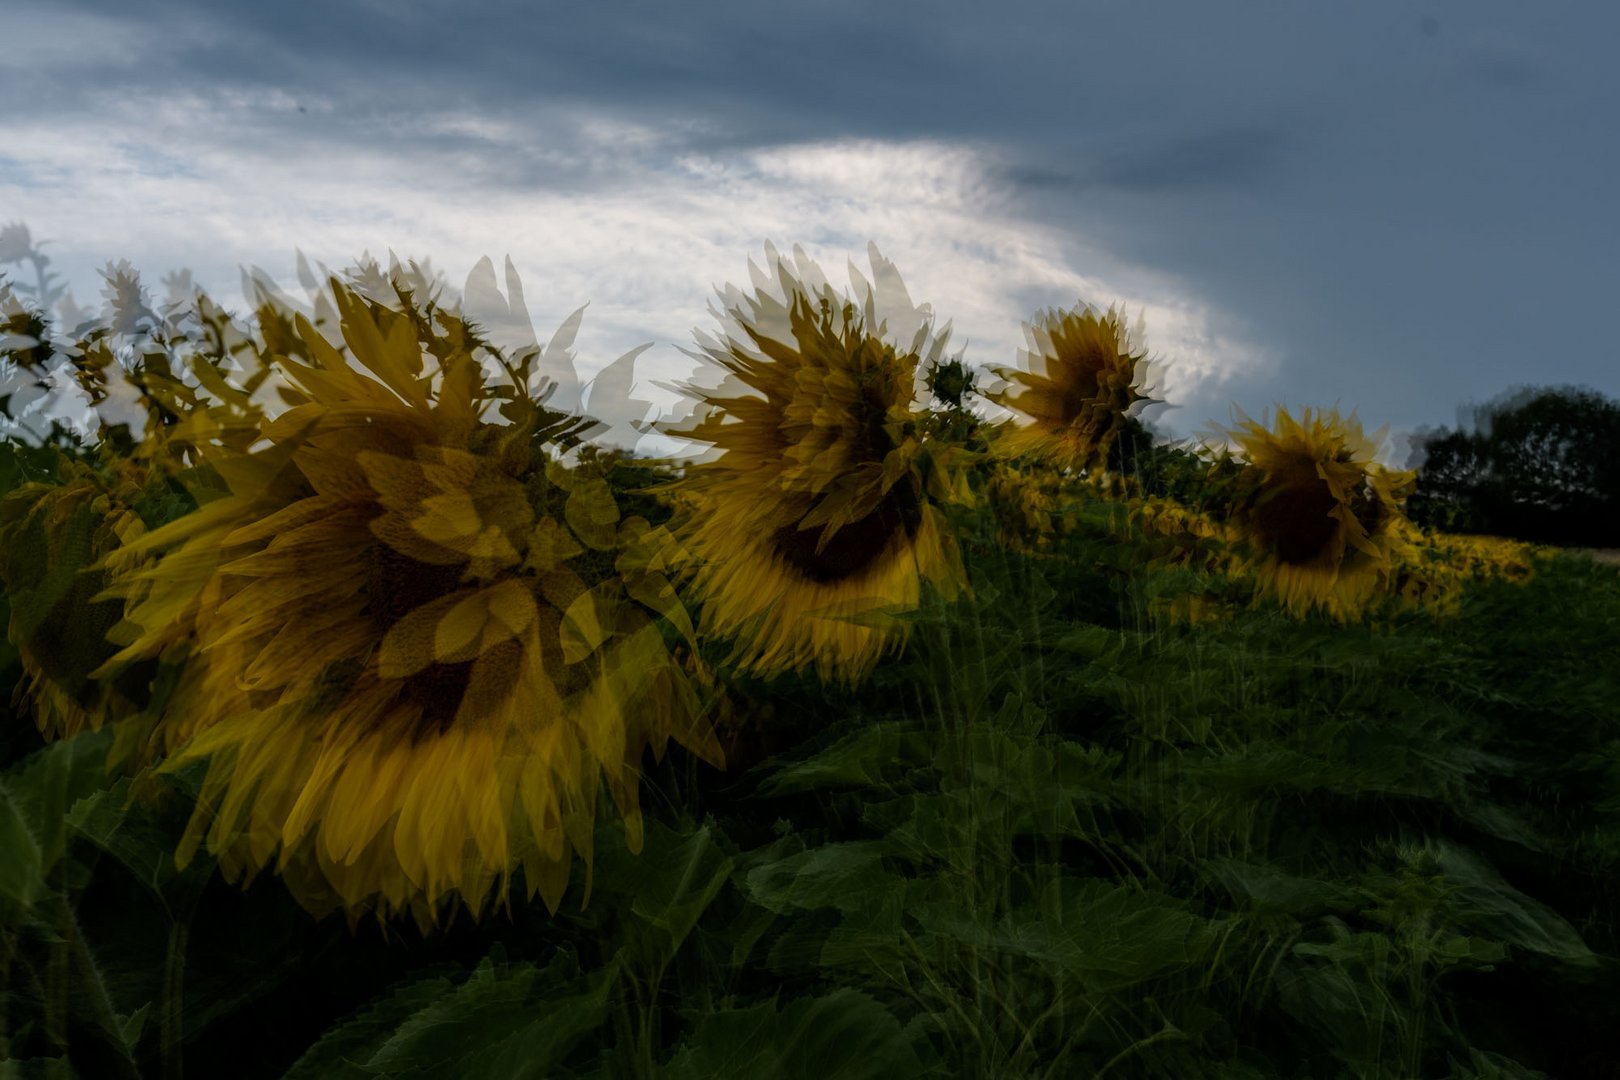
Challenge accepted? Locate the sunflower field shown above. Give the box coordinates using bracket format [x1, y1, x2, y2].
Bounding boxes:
[1, 237, 1617, 1079]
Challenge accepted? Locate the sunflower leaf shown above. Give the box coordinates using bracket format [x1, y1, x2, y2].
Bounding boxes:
[664, 989, 930, 1080]
[563, 477, 619, 552]
[0, 730, 118, 894]
[1428, 841, 1598, 966]
[756, 722, 935, 795]
[283, 950, 611, 1080]
[67, 775, 214, 909]
[740, 840, 894, 916]
[617, 822, 734, 969]
[0, 771, 45, 911]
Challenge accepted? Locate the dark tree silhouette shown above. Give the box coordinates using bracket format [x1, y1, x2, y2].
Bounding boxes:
[1408, 385, 1620, 546]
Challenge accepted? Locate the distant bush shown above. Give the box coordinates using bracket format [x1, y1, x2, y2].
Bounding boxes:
[1108, 413, 1246, 517]
[1408, 385, 1620, 547]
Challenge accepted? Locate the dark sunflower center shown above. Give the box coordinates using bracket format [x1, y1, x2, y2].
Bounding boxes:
[772, 480, 923, 584]
[1058, 365, 1103, 424]
[1253, 475, 1383, 566]
[770, 376, 924, 585]
[31, 566, 141, 710]
[363, 541, 474, 739]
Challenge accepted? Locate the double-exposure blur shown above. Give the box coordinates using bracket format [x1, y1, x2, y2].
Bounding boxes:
[20, 263, 722, 924]
[6, 227, 1607, 1080]
[662, 244, 971, 683]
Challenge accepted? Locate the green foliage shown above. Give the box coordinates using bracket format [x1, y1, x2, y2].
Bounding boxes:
[283, 950, 614, 1079]
[0, 734, 163, 1079]
[1106, 415, 1247, 518]
[664, 990, 929, 1080]
[0, 734, 122, 916]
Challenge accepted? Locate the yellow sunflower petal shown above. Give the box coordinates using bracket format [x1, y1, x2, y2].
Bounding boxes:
[98, 273, 718, 921]
[661, 247, 970, 683]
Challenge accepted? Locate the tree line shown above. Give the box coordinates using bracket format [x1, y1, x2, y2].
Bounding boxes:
[1406, 385, 1620, 548]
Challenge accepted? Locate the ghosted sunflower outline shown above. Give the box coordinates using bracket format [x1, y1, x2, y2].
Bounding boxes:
[93, 272, 720, 926]
[1221, 406, 1412, 620]
[987, 302, 1154, 473]
[661, 243, 971, 684]
[0, 456, 156, 755]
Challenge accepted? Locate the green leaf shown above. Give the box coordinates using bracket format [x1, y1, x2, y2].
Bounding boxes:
[1051, 624, 1118, 661]
[280, 972, 458, 1080]
[1203, 858, 1359, 917]
[1444, 1048, 1553, 1080]
[665, 989, 929, 1080]
[1, 731, 118, 893]
[285, 951, 612, 1080]
[988, 880, 1221, 993]
[741, 841, 894, 916]
[620, 822, 734, 968]
[1429, 933, 1509, 967]
[1431, 842, 1598, 967]
[0, 773, 44, 910]
[114, 1003, 151, 1057]
[1273, 947, 1405, 1066]
[757, 723, 933, 795]
[1454, 801, 1549, 854]
[0, 1057, 81, 1080]
[67, 776, 214, 911]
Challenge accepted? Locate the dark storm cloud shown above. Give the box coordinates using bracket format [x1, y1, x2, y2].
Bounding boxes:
[1000, 127, 1297, 196]
[5, 0, 1617, 445]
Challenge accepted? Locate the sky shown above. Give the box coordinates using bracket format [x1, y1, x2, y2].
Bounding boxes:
[2, 0, 1616, 462]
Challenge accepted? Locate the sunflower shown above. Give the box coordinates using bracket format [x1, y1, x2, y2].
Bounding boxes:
[94, 274, 720, 924]
[0, 455, 156, 754]
[981, 459, 1093, 555]
[662, 244, 970, 684]
[0, 270, 271, 755]
[987, 302, 1152, 473]
[1387, 519, 1537, 613]
[1221, 406, 1412, 620]
[1127, 492, 1227, 559]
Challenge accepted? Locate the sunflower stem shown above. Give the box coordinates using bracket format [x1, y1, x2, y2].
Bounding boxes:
[46, 895, 69, 1072]
[161, 918, 189, 1080]
[0, 927, 12, 1060]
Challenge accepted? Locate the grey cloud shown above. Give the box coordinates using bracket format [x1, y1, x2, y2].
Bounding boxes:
[1060, 127, 1298, 195]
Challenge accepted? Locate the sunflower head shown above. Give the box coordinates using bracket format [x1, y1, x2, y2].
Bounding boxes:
[0, 455, 156, 749]
[925, 356, 976, 411]
[663, 244, 970, 684]
[93, 271, 720, 924]
[1221, 406, 1412, 620]
[988, 303, 1152, 472]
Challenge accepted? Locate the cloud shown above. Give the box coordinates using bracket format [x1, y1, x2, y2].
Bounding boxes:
[1087, 127, 1297, 195]
[992, 127, 1298, 199]
[0, 3, 231, 73]
[0, 84, 1268, 446]
[9, 0, 1612, 446]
